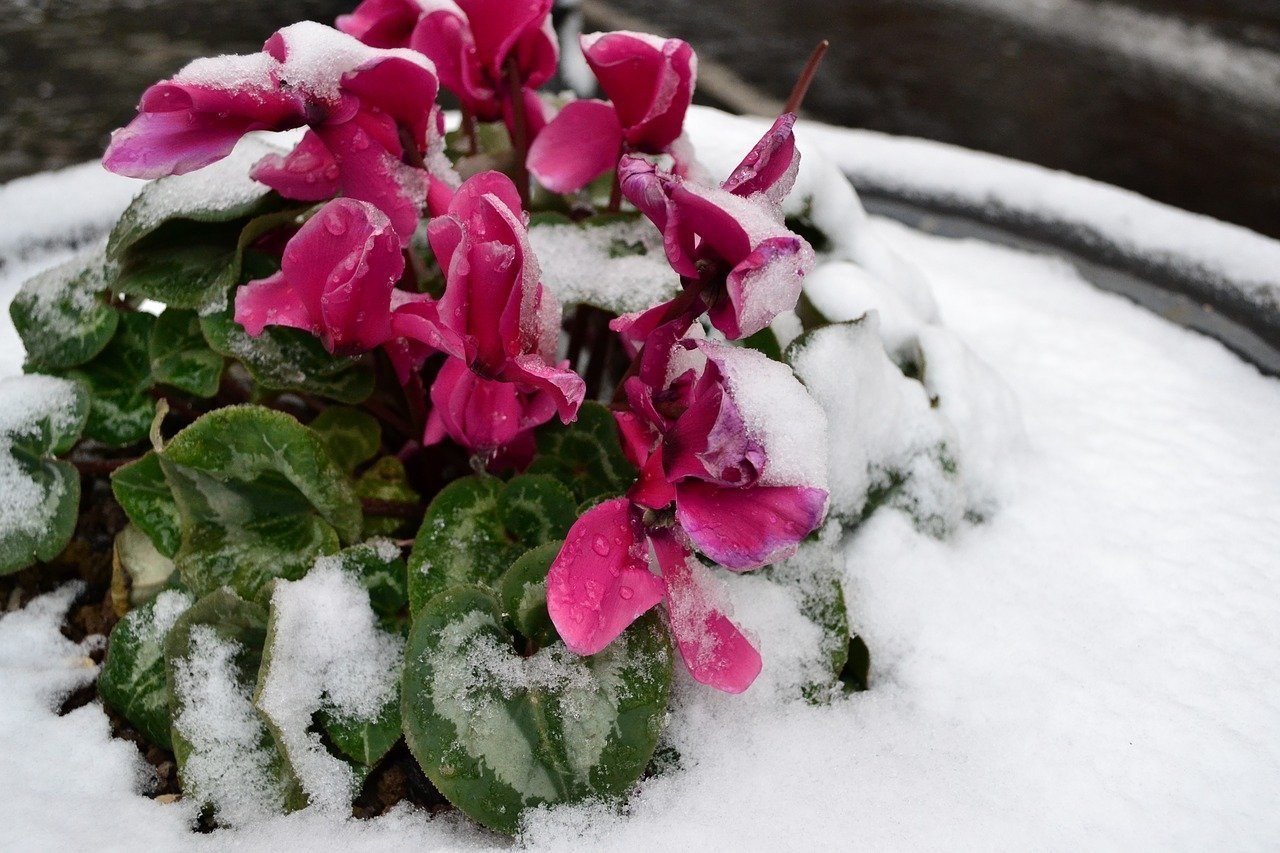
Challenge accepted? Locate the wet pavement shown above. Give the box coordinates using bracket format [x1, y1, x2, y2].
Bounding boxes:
[1, 0, 1277, 237]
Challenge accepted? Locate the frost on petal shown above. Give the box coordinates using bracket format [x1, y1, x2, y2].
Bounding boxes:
[546, 498, 665, 656]
[527, 100, 624, 193]
[710, 235, 812, 340]
[674, 481, 827, 571]
[651, 528, 760, 693]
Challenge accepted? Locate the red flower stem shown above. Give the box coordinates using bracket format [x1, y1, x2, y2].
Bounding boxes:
[462, 108, 478, 155]
[404, 369, 429, 440]
[607, 143, 626, 213]
[504, 57, 531, 209]
[361, 497, 424, 521]
[784, 39, 830, 115]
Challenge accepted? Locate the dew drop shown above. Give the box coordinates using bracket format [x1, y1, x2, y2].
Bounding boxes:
[325, 213, 347, 236]
[619, 586, 634, 600]
[592, 535, 610, 556]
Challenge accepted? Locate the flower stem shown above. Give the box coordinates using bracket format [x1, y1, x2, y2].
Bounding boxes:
[504, 57, 531, 209]
[462, 108, 478, 156]
[784, 39, 830, 115]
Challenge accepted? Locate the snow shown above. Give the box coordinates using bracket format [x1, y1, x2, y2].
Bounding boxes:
[255, 562, 403, 813]
[530, 216, 677, 314]
[3, 117, 1280, 847]
[0, 373, 85, 542]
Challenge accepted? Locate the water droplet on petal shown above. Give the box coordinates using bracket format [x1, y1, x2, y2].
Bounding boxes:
[592, 535, 610, 556]
[325, 213, 347, 236]
[619, 586, 634, 600]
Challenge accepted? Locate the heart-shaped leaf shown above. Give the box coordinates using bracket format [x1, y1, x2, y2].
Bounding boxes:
[61, 311, 156, 447]
[113, 522, 177, 606]
[200, 309, 375, 404]
[309, 407, 381, 473]
[498, 541, 561, 649]
[402, 586, 673, 835]
[111, 452, 181, 559]
[356, 456, 421, 538]
[527, 402, 636, 504]
[149, 309, 224, 397]
[0, 375, 89, 575]
[156, 405, 362, 599]
[407, 475, 577, 613]
[98, 589, 192, 749]
[10, 247, 120, 372]
[165, 588, 305, 823]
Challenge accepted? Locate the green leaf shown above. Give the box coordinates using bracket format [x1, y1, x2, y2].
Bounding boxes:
[741, 327, 783, 362]
[498, 541, 562, 649]
[98, 590, 192, 749]
[407, 476, 510, 613]
[156, 405, 363, 599]
[408, 474, 577, 614]
[150, 309, 224, 397]
[200, 309, 375, 404]
[113, 522, 177, 605]
[309, 407, 381, 473]
[401, 586, 673, 835]
[62, 311, 156, 447]
[498, 475, 577, 547]
[111, 452, 181, 559]
[0, 375, 90, 575]
[527, 402, 636, 504]
[10, 248, 120, 371]
[321, 699, 402, 770]
[165, 589, 305, 819]
[356, 456, 421, 538]
[323, 538, 408, 621]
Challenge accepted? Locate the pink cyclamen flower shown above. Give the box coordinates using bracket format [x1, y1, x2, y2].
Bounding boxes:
[527, 31, 696, 193]
[547, 335, 828, 692]
[423, 171, 584, 454]
[103, 22, 450, 242]
[363, 0, 557, 133]
[614, 113, 813, 342]
[234, 197, 464, 380]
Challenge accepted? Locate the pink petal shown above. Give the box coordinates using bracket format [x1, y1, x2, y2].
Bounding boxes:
[664, 359, 762, 487]
[721, 112, 800, 204]
[546, 498, 666, 656]
[410, 5, 473, 104]
[613, 409, 656, 470]
[389, 294, 471, 362]
[103, 76, 304, 179]
[234, 270, 322, 338]
[337, 0, 426, 48]
[669, 181, 753, 265]
[462, 0, 557, 88]
[709, 235, 812, 340]
[581, 32, 695, 151]
[249, 130, 340, 201]
[424, 357, 556, 452]
[526, 100, 623, 193]
[617, 156, 697, 278]
[651, 528, 761, 693]
[500, 355, 585, 423]
[342, 54, 441, 151]
[311, 115, 427, 243]
[674, 481, 828, 571]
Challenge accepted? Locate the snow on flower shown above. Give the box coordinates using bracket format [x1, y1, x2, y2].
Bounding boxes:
[614, 114, 815, 342]
[547, 330, 828, 693]
[102, 21, 450, 242]
[423, 170, 585, 455]
[527, 31, 697, 193]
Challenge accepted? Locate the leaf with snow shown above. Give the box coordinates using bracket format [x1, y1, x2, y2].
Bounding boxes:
[0, 375, 89, 575]
[111, 452, 181, 559]
[98, 589, 192, 749]
[407, 475, 575, 614]
[401, 586, 673, 835]
[528, 402, 637, 504]
[10, 247, 120, 372]
[254, 564, 404, 809]
[61, 311, 156, 447]
[155, 405, 362, 599]
[149, 309, 224, 397]
[165, 588, 305, 824]
[200, 308, 375, 404]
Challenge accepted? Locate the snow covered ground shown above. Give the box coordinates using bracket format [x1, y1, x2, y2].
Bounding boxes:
[1, 130, 1278, 849]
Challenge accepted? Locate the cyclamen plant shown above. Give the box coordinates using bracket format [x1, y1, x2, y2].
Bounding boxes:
[1, 2, 867, 836]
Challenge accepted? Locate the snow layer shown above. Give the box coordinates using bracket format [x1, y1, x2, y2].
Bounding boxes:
[3, 129, 1280, 847]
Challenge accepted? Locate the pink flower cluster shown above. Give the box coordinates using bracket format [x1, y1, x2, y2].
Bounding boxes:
[103, 11, 828, 693]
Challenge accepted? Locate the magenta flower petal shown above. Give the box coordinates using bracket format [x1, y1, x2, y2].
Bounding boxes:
[581, 31, 695, 152]
[463, 0, 557, 89]
[547, 498, 666, 656]
[342, 54, 441, 150]
[651, 528, 761, 693]
[310, 115, 427, 242]
[709, 235, 812, 340]
[721, 112, 800, 205]
[674, 481, 828, 571]
[500, 354, 586, 423]
[410, 5, 478, 111]
[103, 61, 304, 178]
[233, 198, 403, 354]
[527, 99, 624, 193]
[337, 0, 425, 48]
[248, 130, 341, 201]
[618, 156, 698, 277]
[388, 294, 471, 363]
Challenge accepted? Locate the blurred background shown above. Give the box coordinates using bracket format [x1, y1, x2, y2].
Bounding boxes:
[1, 0, 1277, 237]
